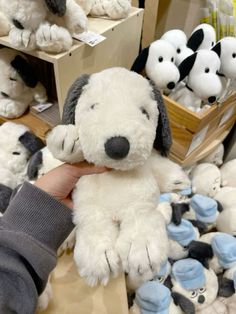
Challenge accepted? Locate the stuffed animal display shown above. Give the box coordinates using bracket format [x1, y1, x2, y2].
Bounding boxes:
[0, 48, 47, 118]
[0, 0, 88, 53]
[76, 0, 131, 19]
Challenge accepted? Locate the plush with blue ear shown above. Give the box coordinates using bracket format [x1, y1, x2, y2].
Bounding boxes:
[0, 0, 88, 53]
[47, 67, 172, 287]
[187, 23, 216, 51]
[161, 29, 194, 66]
[169, 50, 222, 112]
[171, 258, 227, 314]
[0, 48, 47, 118]
[131, 39, 180, 94]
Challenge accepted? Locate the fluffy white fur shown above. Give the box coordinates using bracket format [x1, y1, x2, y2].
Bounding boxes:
[0, 0, 87, 52]
[189, 23, 216, 51]
[220, 159, 236, 188]
[37, 280, 53, 312]
[190, 163, 221, 197]
[0, 48, 47, 118]
[170, 50, 222, 112]
[199, 144, 224, 166]
[161, 29, 193, 66]
[145, 40, 180, 94]
[76, 0, 131, 19]
[47, 68, 170, 286]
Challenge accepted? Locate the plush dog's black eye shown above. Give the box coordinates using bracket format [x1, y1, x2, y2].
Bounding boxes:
[140, 107, 149, 120]
[12, 152, 21, 155]
[232, 53, 236, 58]
[10, 77, 17, 81]
[171, 57, 174, 62]
[190, 291, 198, 298]
[212, 42, 215, 46]
[199, 288, 206, 294]
[158, 57, 163, 62]
[90, 103, 98, 110]
[177, 48, 181, 54]
[205, 68, 210, 73]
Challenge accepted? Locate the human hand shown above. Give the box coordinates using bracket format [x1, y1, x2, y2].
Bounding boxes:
[35, 162, 108, 208]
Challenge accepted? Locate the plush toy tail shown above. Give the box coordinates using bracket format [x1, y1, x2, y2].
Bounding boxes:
[44, 0, 67, 16]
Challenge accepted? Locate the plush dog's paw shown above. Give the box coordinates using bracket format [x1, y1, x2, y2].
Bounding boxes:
[57, 228, 76, 256]
[9, 28, 36, 51]
[74, 239, 120, 286]
[104, 0, 131, 19]
[37, 281, 53, 312]
[36, 23, 73, 53]
[46, 124, 84, 163]
[66, 4, 88, 33]
[0, 99, 27, 118]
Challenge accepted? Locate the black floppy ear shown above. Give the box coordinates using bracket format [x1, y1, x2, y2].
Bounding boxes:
[131, 46, 150, 73]
[188, 219, 208, 235]
[216, 200, 224, 212]
[187, 29, 204, 52]
[44, 0, 66, 16]
[150, 82, 172, 155]
[178, 52, 197, 82]
[19, 132, 45, 155]
[164, 275, 173, 290]
[218, 275, 235, 298]
[27, 150, 43, 180]
[11, 55, 38, 88]
[62, 74, 90, 125]
[172, 292, 195, 314]
[0, 184, 13, 213]
[171, 203, 190, 225]
[188, 240, 213, 269]
[212, 42, 221, 58]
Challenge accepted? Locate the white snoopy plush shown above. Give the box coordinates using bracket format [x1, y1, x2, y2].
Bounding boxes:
[170, 50, 222, 112]
[187, 23, 216, 51]
[0, 48, 47, 118]
[47, 67, 173, 287]
[0, 0, 87, 53]
[76, 0, 131, 19]
[161, 29, 194, 66]
[131, 39, 180, 94]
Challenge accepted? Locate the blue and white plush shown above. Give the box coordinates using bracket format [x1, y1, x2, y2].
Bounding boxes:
[212, 233, 236, 269]
[190, 194, 218, 224]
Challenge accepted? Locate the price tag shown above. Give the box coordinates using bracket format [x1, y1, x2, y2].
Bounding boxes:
[73, 31, 106, 47]
[31, 103, 53, 113]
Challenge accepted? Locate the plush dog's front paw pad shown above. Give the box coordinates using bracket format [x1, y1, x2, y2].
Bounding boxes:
[9, 28, 36, 50]
[46, 125, 83, 163]
[37, 282, 53, 311]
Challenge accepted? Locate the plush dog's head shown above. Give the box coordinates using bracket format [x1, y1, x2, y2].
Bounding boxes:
[187, 23, 216, 51]
[1, 0, 66, 31]
[212, 37, 236, 79]
[60, 68, 172, 170]
[178, 50, 222, 104]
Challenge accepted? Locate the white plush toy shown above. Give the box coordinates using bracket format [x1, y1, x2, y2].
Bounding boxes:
[131, 39, 180, 94]
[187, 23, 216, 51]
[220, 159, 236, 188]
[0, 48, 47, 118]
[199, 143, 224, 166]
[212, 37, 236, 100]
[171, 258, 228, 314]
[47, 67, 173, 287]
[76, 0, 131, 19]
[170, 50, 222, 112]
[161, 29, 194, 66]
[0, 0, 87, 53]
[190, 163, 222, 197]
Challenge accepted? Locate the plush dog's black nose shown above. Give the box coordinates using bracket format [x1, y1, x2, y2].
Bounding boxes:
[167, 82, 175, 90]
[208, 96, 216, 103]
[198, 295, 205, 304]
[105, 136, 130, 160]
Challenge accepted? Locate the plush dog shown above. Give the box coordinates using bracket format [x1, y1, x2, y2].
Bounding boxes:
[171, 258, 228, 314]
[169, 50, 222, 112]
[0, 48, 47, 118]
[0, 0, 87, 53]
[187, 23, 216, 51]
[76, 0, 131, 19]
[161, 29, 194, 66]
[47, 67, 173, 286]
[131, 39, 180, 94]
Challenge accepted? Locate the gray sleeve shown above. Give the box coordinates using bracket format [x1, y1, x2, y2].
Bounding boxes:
[0, 182, 75, 313]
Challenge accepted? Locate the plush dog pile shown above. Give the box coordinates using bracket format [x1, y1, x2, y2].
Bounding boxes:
[131, 23, 236, 112]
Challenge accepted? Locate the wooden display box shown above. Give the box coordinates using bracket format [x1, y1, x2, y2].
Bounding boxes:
[164, 93, 236, 165]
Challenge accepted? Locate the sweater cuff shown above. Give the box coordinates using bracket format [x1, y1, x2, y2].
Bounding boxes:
[2, 181, 74, 253]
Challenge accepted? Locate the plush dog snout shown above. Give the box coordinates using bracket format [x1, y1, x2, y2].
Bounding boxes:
[198, 295, 205, 304]
[167, 82, 176, 90]
[105, 136, 130, 160]
[208, 96, 216, 103]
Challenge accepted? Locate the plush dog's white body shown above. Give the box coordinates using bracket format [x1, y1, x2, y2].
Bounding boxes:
[220, 159, 236, 188]
[0, 0, 87, 52]
[47, 67, 172, 287]
[76, 0, 131, 19]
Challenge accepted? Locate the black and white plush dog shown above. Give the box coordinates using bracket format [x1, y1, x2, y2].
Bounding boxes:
[131, 39, 180, 94]
[187, 23, 216, 51]
[0, 48, 47, 118]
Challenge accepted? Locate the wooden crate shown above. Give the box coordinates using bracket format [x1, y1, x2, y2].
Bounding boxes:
[163, 93, 236, 165]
